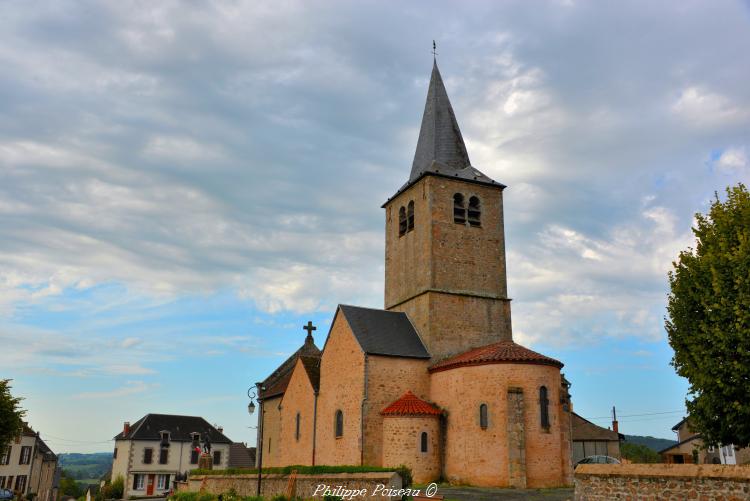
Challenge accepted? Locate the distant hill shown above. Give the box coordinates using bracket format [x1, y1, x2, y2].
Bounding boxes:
[623, 434, 677, 452]
[58, 453, 113, 481]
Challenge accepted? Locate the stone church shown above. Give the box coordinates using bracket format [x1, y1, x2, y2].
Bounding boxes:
[255, 60, 573, 488]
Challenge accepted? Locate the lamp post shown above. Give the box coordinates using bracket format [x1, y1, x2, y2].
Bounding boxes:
[247, 384, 263, 497]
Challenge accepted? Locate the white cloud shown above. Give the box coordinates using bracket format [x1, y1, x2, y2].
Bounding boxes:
[715, 147, 748, 175]
[72, 380, 157, 399]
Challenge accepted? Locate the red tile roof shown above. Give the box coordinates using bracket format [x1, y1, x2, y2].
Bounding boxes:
[429, 340, 563, 373]
[381, 391, 442, 417]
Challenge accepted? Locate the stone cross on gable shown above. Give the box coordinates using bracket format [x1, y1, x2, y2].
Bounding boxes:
[303, 321, 316, 340]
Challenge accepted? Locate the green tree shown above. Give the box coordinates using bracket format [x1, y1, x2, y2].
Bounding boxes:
[0, 379, 26, 451]
[666, 183, 750, 448]
[620, 442, 661, 463]
[59, 470, 82, 498]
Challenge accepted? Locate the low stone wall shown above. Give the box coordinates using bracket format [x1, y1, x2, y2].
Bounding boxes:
[574, 463, 750, 500]
[177, 472, 404, 500]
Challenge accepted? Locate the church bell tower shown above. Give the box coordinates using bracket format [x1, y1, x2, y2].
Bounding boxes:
[383, 60, 512, 361]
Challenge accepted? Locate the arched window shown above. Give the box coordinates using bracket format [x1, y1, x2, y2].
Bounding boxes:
[540, 386, 550, 430]
[399, 207, 407, 236]
[335, 410, 344, 438]
[479, 403, 488, 429]
[407, 201, 415, 232]
[295, 412, 301, 441]
[420, 432, 428, 453]
[468, 196, 481, 227]
[453, 193, 466, 224]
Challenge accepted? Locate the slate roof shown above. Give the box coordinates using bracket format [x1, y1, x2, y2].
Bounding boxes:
[338, 304, 430, 359]
[113, 414, 232, 443]
[571, 412, 620, 442]
[228, 443, 256, 468]
[384, 60, 504, 205]
[671, 417, 689, 431]
[260, 334, 321, 399]
[429, 340, 563, 372]
[299, 356, 321, 391]
[381, 391, 442, 416]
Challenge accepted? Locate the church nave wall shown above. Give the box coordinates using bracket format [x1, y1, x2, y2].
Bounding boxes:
[277, 358, 317, 466]
[315, 314, 366, 466]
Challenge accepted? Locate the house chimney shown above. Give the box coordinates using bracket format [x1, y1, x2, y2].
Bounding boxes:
[217, 426, 224, 434]
[612, 406, 619, 434]
[123, 421, 131, 436]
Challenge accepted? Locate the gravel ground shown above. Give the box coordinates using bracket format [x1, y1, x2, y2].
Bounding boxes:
[429, 486, 574, 501]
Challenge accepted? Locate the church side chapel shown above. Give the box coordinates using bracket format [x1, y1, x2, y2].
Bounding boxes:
[255, 59, 574, 488]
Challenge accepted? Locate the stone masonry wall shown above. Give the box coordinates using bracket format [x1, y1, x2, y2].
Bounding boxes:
[362, 355, 431, 467]
[278, 358, 316, 466]
[382, 416, 441, 484]
[574, 464, 750, 501]
[179, 472, 403, 500]
[430, 363, 569, 488]
[384, 176, 512, 361]
[314, 312, 365, 466]
[260, 395, 283, 467]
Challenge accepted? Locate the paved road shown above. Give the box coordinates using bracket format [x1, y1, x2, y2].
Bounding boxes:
[432, 486, 574, 501]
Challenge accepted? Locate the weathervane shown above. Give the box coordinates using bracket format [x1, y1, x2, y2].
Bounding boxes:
[432, 40, 438, 59]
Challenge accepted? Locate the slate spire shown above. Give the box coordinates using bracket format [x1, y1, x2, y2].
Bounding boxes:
[410, 60, 472, 181]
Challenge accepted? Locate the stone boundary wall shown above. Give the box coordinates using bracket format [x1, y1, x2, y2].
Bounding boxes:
[176, 472, 404, 500]
[575, 463, 750, 500]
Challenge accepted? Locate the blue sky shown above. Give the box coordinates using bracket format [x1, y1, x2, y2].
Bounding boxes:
[1, 0, 749, 453]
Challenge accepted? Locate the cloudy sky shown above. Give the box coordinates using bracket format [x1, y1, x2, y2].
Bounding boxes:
[1, 0, 749, 453]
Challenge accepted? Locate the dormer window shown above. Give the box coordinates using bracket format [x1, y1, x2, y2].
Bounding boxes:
[160, 431, 170, 448]
[453, 194, 466, 224]
[190, 432, 200, 449]
[468, 196, 481, 227]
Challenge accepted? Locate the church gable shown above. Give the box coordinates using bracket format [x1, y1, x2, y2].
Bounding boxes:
[277, 356, 319, 466]
[315, 307, 367, 465]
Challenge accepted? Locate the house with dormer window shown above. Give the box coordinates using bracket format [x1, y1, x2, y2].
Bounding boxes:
[110, 414, 232, 498]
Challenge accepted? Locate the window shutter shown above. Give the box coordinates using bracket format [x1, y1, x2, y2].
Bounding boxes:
[132, 475, 138, 490]
[164, 475, 170, 490]
[190, 450, 199, 464]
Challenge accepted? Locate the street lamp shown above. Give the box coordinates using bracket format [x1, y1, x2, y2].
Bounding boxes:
[247, 385, 263, 497]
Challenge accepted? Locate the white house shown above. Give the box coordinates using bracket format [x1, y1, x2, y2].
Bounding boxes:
[0, 423, 59, 501]
[111, 414, 232, 498]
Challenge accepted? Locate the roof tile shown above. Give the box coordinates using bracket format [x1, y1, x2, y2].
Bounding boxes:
[381, 391, 442, 416]
[429, 340, 563, 372]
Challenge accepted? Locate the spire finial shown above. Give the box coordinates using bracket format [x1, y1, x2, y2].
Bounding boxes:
[432, 40, 437, 61]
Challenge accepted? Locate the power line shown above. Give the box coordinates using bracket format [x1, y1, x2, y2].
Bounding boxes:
[587, 410, 684, 420]
[40, 434, 113, 444]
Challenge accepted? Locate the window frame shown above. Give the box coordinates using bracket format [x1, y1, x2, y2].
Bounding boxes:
[190, 449, 199, 465]
[467, 196, 481, 227]
[407, 201, 415, 232]
[334, 410, 344, 438]
[157, 475, 166, 490]
[295, 412, 301, 442]
[0, 446, 11, 465]
[479, 403, 489, 429]
[143, 447, 153, 464]
[134, 474, 144, 491]
[539, 386, 550, 430]
[453, 193, 466, 224]
[213, 450, 221, 465]
[398, 206, 407, 236]
[15, 475, 26, 493]
[19, 446, 31, 465]
[159, 447, 169, 465]
[420, 432, 428, 453]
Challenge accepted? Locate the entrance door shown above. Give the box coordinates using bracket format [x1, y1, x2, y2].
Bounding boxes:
[146, 474, 155, 495]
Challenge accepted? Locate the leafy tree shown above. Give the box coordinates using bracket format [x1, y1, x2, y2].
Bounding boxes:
[620, 442, 661, 463]
[0, 379, 26, 451]
[59, 470, 83, 498]
[666, 183, 750, 448]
